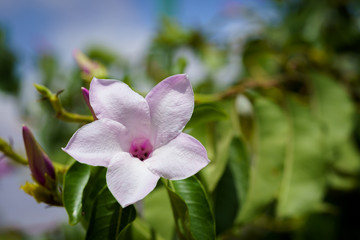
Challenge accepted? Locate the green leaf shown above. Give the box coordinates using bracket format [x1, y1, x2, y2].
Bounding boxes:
[167, 176, 216, 240]
[328, 140, 360, 191]
[63, 161, 91, 225]
[82, 167, 107, 227]
[228, 137, 250, 223]
[214, 165, 239, 234]
[200, 101, 235, 192]
[85, 186, 136, 240]
[277, 98, 326, 218]
[310, 72, 355, 147]
[333, 140, 360, 175]
[128, 217, 166, 240]
[143, 187, 174, 240]
[239, 97, 288, 222]
[186, 103, 228, 129]
[201, 124, 233, 192]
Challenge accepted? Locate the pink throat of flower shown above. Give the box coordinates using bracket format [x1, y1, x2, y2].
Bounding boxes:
[129, 138, 153, 161]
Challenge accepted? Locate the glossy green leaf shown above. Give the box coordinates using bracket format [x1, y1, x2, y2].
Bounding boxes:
[81, 167, 107, 227]
[277, 98, 326, 218]
[167, 176, 215, 240]
[85, 186, 136, 240]
[239, 97, 288, 222]
[63, 161, 91, 225]
[214, 165, 239, 234]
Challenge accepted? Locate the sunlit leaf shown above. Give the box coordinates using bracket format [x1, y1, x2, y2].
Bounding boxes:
[310, 72, 355, 147]
[239, 97, 288, 222]
[277, 98, 326, 218]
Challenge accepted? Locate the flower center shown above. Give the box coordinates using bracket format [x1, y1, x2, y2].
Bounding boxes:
[129, 138, 153, 161]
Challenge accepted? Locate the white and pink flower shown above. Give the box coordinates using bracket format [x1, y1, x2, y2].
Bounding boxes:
[63, 74, 209, 207]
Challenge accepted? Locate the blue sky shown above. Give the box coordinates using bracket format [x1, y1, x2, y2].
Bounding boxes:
[0, 0, 275, 65]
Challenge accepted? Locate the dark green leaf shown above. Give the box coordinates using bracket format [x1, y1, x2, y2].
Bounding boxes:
[239, 97, 288, 222]
[85, 186, 136, 240]
[228, 137, 250, 223]
[167, 176, 216, 240]
[166, 187, 194, 240]
[63, 161, 91, 225]
[82, 167, 107, 227]
[214, 165, 239, 234]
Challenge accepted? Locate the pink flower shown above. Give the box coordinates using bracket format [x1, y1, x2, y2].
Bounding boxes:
[63, 74, 210, 207]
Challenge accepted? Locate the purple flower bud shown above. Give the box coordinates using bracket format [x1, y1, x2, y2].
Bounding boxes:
[81, 87, 98, 120]
[22, 125, 55, 185]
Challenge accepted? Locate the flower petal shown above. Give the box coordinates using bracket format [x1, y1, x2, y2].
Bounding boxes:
[144, 133, 210, 180]
[63, 119, 131, 167]
[106, 152, 160, 207]
[90, 78, 151, 139]
[146, 74, 194, 148]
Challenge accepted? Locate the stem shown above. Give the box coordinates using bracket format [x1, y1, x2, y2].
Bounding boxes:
[194, 78, 282, 103]
[34, 84, 94, 123]
[0, 138, 27, 165]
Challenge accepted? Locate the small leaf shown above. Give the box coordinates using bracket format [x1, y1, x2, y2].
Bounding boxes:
[167, 176, 216, 240]
[85, 186, 136, 240]
[63, 161, 91, 225]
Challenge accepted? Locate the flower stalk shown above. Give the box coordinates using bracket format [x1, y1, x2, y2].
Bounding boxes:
[0, 137, 27, 165]
[34, 84, 94, 123]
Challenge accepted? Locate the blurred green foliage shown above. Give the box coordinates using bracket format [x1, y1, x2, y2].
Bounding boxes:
[1, 0, 360, 239]
[0, 28, 19, 95]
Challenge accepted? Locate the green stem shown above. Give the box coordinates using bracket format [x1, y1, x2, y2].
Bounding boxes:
[0, 138, 27, 165]
[34, 84, 94, 123]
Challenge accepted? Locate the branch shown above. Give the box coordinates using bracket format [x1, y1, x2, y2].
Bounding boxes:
[194, 78, 282, 103]
[34, 84, 94, 123]
[0, 138, 27, 165]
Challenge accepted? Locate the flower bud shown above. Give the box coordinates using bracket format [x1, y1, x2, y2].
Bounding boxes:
[22, 126, 55, 186]
[81, 87, 97, 120]
[73, 49, 107, 81]
[235, 94, 253, 116]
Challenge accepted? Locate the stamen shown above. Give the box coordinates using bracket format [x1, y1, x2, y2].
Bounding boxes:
[129, 138, 153, 161]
